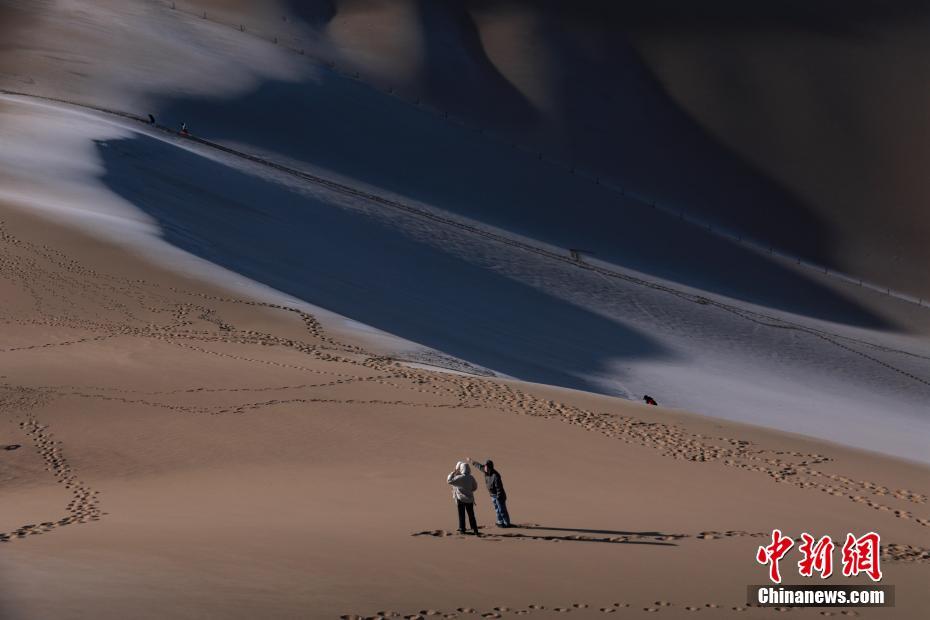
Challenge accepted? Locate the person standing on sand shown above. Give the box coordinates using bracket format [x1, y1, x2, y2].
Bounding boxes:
[447, 461, 480, 536]
[470, 458, 510, 528]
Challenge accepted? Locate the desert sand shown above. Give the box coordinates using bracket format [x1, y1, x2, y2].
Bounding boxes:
[1, 200, 929, 619]
[2, 1, 929, 619]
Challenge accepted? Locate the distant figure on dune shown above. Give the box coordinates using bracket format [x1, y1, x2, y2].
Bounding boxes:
[643, 395, 658, 406]
[447, 461, 480, 536]
[470, 458, 510, 528]
[179, 122, 189, 136]
[147, 114, 156, 125]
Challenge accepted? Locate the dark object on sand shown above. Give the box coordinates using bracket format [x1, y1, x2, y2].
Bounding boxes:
[148, 114, 156, 125]
[568, 248, 593, 262]
[643, 395, 658, 406]
[3, 444, 22, 451]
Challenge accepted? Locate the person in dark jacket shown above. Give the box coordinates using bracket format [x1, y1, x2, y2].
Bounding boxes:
[470, 458, 511, 527]
[643, 395, 658, 406]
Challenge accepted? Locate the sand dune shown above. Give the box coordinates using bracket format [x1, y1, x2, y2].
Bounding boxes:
[1, 2, 929, 618]
[4, 0, 926, 302]
[628, 2, 930, 299]
[1, 204, 928, 618]
[178, 0, 930, 299]
[4, 89, 928, 461]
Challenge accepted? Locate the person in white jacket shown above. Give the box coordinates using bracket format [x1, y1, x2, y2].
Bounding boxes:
[447, 461, 480, 536]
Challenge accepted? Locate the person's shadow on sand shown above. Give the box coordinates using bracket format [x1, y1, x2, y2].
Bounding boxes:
[519, 525, 680, 538]
[413, 524, 684, 546]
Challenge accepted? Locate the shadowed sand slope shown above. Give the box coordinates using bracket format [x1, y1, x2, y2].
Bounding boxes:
[144, 81, 885, 328]
[0, 0, 919, 317]
[159, 1, 841, 276]
[94, 131, 670, 394]
[3, 92, 929, 461]
[5, 0, 929, 299]
[630, 9, 930, 298]
[267, 0, 930, 298]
